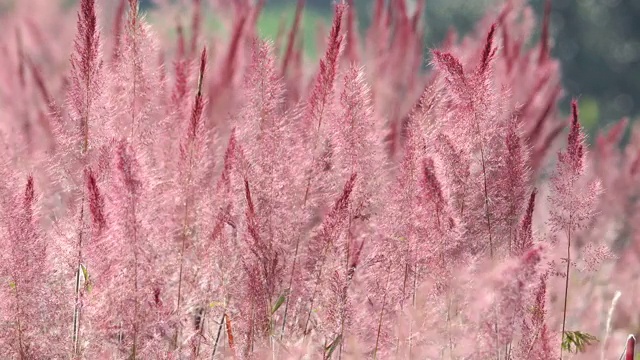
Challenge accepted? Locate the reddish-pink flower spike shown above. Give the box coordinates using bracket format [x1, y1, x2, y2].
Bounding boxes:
[216, 129, 238, 195]
[208, 133, 236, 256]
[321, 172, 357, 245]
[85, 167, 106, 234]
[497, 116, 530, 252]
[188, 47, 207, 141]
[549, 99, 601, 234]
[479, 23, 498, 74]
[242, 178, 284, 331]
[110, 0, 163, 142]
[334, 64, 385, 187]
[432, 25, 508, 257]
[517, 274, 556, 359]
[111, 0, 127, 62]
[240, 40, 285, 140]
[421, 157, 447, 228]
[176, 23, 186, 59]
[0, 175, 49, 358]
[434, 133, 470, 215]
[432, 50, 465, 82]
[598, 117, 628, 150]
[115, 141, 143, 196]
[281, 0, 305, 75]
[171, 46, 211, 352]
[94, 139, 164, 355]
[595, 118, 628, 177]
[303, 3, 345, 133]
[27, 58, 61, 124]
[567, 100, 585, 171]
[170, 59, 189, 109]
[243, 180, 257, 240]
[67, 0, 109, 156]
[303, 172, 357, 336]
[24, 176, 35, 213]
[549, 99, 603, 359]
[532, 275, 548, 328]
[236, 39, 292, 296]
[344, 0, 360, 63]
[484, 245, 544, 357]
[73, 0, 99, 82]
[190, 0, 202, 56]
[515, 189, 537, 255]
[219, 15, 246, 88]
[624, 335, 636, 360]
[305, 173, 358, 277]
[539, 0, 552, 64]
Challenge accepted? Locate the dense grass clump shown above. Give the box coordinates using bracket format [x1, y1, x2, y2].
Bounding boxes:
[0, 0, 637, 358]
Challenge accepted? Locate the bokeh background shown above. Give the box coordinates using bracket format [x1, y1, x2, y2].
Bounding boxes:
[102, 0, 640, 134]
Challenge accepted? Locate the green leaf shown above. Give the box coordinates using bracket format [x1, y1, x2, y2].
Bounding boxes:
[209, 301, 225, 308]
[80, 264, 92, 293]
[271, 293, 286, 315]
[562, 330, 599, 353]
[80, 264, 89, 282]
[8, 281, 16, 290]
[325, 334, 342, 359]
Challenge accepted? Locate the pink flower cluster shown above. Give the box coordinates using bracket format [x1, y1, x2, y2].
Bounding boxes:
[0, 0, 637, 358]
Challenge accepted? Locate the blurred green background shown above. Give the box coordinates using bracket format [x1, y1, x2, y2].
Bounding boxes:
[144, 0, 640, 129]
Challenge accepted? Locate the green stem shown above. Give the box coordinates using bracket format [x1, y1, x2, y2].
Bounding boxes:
[373, 264, 392, 360]
[560, 227, 571, 360]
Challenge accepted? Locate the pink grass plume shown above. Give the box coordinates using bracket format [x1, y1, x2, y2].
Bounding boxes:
[622, 335, 636, 360]
[539, 0, 552, 64]
[281, 0, 304, 75]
